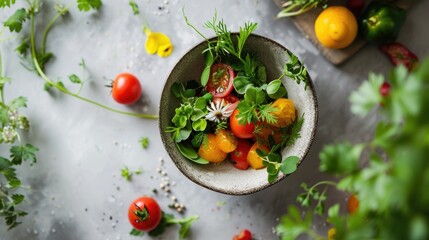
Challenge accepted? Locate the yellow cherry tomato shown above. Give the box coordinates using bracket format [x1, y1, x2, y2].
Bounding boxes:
[314, 6, 358, 49]
[198, 134, 227, 163]
[215, 129, 238, 153]
[254, 122, 284, 146]
[328, 228, 336, 240]
[247, 143, 270, 169]
[269, 98, 296, 128]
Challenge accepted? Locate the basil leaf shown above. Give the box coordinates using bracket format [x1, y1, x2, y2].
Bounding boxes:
[267, 79, 287, 99]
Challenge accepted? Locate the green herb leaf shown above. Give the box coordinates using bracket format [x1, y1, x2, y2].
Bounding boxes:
[139, 137, 149, 149]
[11, 194, 24, 205]
[280, 156, 300, 174]
[176, 142, 198, 160]
[68, 74, 82, 84]
[201, 66, 211, 86]
[319, 142, 364, 175]
[10, 144, 38, 165]
[267, 79, 287, 99]
[244, 86, 265, 104]
[276, 206, 313, 240]
[77, 0, 102, 11]
[129, 0, 139, 14]
[192, 118, 207, 131]
[349, 73, 383, 117]
[0, 0, 16, 7]
[233, 76, 253, 94]
[4, 8, 27, 33]
[8, 96, 27, 109]
[15, 39, 29, 55]
[129, 228, 145, 236]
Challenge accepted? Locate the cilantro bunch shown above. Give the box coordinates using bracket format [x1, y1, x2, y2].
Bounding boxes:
[277, 59, 429, 239]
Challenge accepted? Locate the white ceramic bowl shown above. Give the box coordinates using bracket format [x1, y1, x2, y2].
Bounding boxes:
[159, 34, 318, 195]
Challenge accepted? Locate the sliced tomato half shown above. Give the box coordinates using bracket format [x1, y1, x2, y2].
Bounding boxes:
[206, 63, 235, 98]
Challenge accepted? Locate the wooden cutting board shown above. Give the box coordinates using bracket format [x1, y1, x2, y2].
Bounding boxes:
[272, 0, 412, 65]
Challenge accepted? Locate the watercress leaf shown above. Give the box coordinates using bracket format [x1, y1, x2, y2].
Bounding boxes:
[77, 0, 102, 12]
[194, 97, 207, 110]
[68, 74, 82, 84]
[129, 228, 144, 236]
[184, 89, 196, 98]
[201, 65, 211, 86]
[178, 128, 192, 141]
[280, 156, 300, 174]
[268, 173, 278, 183]
[202, 93, 213, 101]
[256, 148, 268, 157]
[191, 109, 205, 121]
[4, 8, 27, 33]
[244, 86, 265, 104]
[268, 152, 282, 163]
[233, 76, 252, 94]
[192, 118, 207, 131]
[176, 142, 198, 159]
[267, 163, 279, 175]
[172, 82, 185, 99]
[172, 115, 187, 128]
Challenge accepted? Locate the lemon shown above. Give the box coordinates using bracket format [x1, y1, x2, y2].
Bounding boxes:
[314, 6, 358, 49]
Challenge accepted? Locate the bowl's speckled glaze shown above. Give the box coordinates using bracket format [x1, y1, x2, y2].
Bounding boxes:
[159, 34, 318, 195]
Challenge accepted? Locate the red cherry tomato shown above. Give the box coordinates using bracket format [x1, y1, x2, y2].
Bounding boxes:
[233, 229, 252, 240]
[128, 196, 162, 232]
[231, 140, 252, 170]
[112, 73, 142, 105]
[230, 109, 255, 139]
[206, 63, 235, 98]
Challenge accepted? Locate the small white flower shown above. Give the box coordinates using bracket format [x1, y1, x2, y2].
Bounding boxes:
[1, 125, 17, 143]
[205, 99, 234, 122]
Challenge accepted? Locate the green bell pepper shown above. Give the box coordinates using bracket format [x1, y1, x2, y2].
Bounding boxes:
[360, 1, 406, 44]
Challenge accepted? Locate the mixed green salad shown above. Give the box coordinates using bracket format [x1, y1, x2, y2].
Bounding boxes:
[166, 13, 310, 183]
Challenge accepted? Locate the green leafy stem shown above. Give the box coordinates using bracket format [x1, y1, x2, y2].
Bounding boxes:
[25, 1, 158, 119]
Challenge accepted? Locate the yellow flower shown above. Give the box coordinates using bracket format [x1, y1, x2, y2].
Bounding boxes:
[328, 228, 336, 240]
[144, 27, 173, 57]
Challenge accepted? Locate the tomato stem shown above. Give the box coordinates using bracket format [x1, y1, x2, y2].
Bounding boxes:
[29, 11, 158, 119]
[133, 204, 149, 221]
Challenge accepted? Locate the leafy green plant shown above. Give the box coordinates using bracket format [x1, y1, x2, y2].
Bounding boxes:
[0, 49, 38, 230]
[277, 59, 429, 240]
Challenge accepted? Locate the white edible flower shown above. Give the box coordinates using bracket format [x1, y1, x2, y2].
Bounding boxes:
[205, 99, 234, 123]
[1, 125, 17, 143]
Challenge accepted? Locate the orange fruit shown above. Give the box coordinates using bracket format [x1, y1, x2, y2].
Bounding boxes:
[269, 98, 296, 128]
[247, 143, 270, 169]
[314, 6, 358, 49]
[254, 122, 284, 145]
[198, 134, 228, 163]
[215, 129, 238, 153]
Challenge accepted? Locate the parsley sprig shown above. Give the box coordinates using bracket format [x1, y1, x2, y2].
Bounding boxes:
[277, 60, 429, 239]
